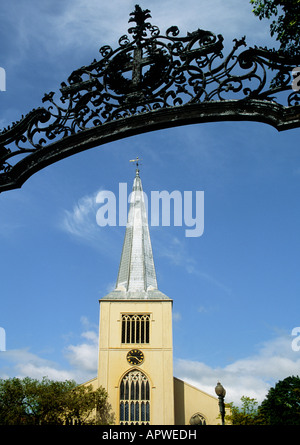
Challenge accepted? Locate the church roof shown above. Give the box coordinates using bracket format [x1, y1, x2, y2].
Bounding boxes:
[102, 165, 170, 301]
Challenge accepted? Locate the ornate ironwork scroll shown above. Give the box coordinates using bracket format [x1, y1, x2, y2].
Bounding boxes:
[1, 5, 300, 191]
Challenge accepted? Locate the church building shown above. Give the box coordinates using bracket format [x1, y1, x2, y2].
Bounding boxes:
[85, 163, 222, 425]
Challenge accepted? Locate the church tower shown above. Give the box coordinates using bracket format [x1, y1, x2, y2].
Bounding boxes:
[97, 162, 174, 425]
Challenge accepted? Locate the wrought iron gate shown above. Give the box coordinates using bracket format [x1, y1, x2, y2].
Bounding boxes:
[0, 5, 299, 192]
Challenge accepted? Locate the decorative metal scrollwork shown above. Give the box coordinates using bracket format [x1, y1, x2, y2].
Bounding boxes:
[0, 5, 300, 191]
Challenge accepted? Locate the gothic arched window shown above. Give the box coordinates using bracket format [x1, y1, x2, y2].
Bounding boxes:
[189, 413, 207, 425]
[121, 314, 150, 344]
[119, 370, 150, 425]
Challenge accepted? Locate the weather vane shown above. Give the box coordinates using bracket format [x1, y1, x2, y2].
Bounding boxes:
[130, 156, 142, 175]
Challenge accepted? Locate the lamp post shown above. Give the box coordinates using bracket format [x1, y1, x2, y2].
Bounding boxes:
[215, 381, 226, 425]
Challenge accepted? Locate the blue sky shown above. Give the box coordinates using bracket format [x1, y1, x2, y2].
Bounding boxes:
[0, 0, 300, 406]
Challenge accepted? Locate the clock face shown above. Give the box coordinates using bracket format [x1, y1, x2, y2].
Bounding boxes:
[126, 349, 144, 365]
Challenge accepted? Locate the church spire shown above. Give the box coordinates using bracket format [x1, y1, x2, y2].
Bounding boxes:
[116, 159, 157, 292]
[102, 159, 170, 300]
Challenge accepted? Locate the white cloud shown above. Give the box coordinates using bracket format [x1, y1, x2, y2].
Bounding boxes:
[3, 0, 273, 66]
[64, 330, 98, 376]
[0, 320, 99, 384]
[57, 0, 272, 49]
[155, 233, 194, 272]
[155, 234, 231, 295]
[0, 348, 74, 381]
[80, 315, 98, 331]
[174, 332, 300, 405]
[59, 190, 122, 259]
[1, 326, 299, 408]
[15, 361, 73, 382]
[61, 192, 100, 241]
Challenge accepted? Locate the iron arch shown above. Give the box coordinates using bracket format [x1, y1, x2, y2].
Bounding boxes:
[1, 5, 299, 192]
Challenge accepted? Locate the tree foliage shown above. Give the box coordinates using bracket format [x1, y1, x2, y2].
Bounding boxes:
[258, 375, 300, 425]
[226, 396, 261, 425]
[226, 376, 300, 425]
[0, 377, 114, 425]
[250, 0, 300, 56]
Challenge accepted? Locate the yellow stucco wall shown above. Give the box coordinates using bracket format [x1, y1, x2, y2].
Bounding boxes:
[82, 376, 223, 425]
[174, 377, 221, 425]
[97, 299, 174, 425]
[83, 299, 225, 426]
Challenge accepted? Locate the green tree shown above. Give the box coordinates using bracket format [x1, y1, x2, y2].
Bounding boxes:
[0, 377, 114, 425]
[258, 375, 300, 425]
[226, 396, 261, 425]
[250, 0, 300, 56]
[64, 383, 115, 425]
[0, 377, 28, 424]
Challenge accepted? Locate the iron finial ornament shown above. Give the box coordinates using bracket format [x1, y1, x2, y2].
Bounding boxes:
[0, 5, 300, 192]
[128, 5, 152, 42]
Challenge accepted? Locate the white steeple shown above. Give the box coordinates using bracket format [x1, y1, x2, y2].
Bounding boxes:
[102, 160, 170, 301]
[116, 167, 157, 292]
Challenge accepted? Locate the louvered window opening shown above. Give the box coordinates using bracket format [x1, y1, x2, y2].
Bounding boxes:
[120, 370, 150, 425]
[121, 314, 150, 344]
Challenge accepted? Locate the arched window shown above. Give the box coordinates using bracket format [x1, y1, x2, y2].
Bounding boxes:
[189, 413, 207, 425]
[119, 370, 150, 425]
[121, 314, 150, 344]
